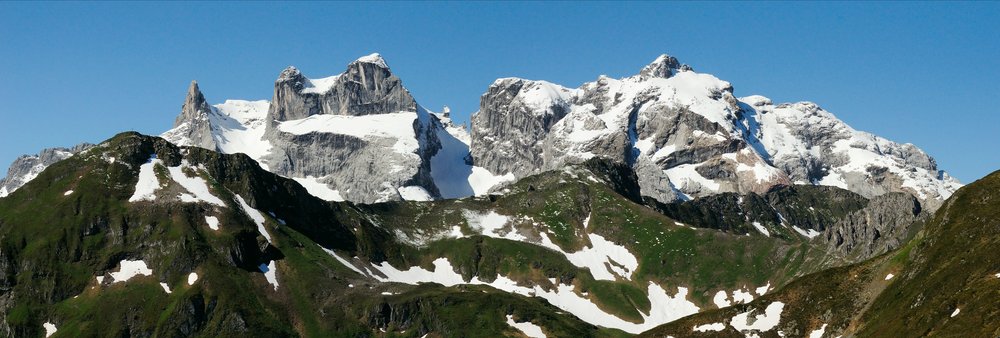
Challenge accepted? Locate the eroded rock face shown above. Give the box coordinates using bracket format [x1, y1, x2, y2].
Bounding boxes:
[268, 54, 417, 122]
[471, 54, 792, 204]
[470, 78, 573, 177]
[0, 143, 93, 197]
[166, 81, 217, 150]
[821, 192, 925, 260]
[470, 54, 958, 208]
[163, 54, 457, 204]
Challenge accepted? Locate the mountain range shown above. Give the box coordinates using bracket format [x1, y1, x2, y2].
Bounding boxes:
[0, 53, 993, 338]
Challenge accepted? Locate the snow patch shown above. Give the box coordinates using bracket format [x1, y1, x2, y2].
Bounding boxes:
[713, 290, 731, 308]
[884, 273, 894, 280]
[63, 190, 74, 196]
[168, 164, 226, 206]
[429, 115, 477, 199]
[693, 322, 725, 332]
[506, 315, 547, 338]
[355, 53, 389, 68]
[756, 282, 771, 296]
[793, 226, 821, 238]
[951, 308, 960, 317]
[110, 260, 153, 283]
[369, 257, 698, 334]
[398, 186, 433, 201]
[160, 282, 172, 294]
[468, 166, 515, 195]
[324, 248, 367, 276]
[205, 216, 219, 231]
[809, 324, 828, 338]
[259, 261, 279, 290]
[187, 272, 199, 285]
[730, 302, 784, 332]
[538, 232, 638, 281]
[292, 176, 345, 202]
[129, 156, 163, 202]
[731, 288, 755, 304]
[752, 222, 770, 237]
[463, 210, 522, 240]
[301, 75, 341, 94]
[665, 164, 721, 192]
[236, 195, 271, 243]
[43, 322, 57, 337]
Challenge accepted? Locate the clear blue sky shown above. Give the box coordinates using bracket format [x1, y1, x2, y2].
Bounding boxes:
[2, 2, 998, 183]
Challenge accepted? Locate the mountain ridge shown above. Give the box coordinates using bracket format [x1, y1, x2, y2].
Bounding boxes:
[1, 53, 960, 209]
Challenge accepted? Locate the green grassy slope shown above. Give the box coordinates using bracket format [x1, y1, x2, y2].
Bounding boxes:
[0, 132, 912, 337]
[638, 170, 1000, 338]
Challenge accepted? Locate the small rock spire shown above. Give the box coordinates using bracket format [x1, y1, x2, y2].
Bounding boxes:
[175, 80, 212, 127]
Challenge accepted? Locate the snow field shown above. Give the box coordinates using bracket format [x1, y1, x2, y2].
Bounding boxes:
[506, 315, 547, 338]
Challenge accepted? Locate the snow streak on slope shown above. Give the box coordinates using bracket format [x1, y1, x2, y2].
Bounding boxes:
[506, 315, 547, 338]
[292, 176, 345, 202]
[129, 155, 163, 202]
[235, 195, 271, 243]
[429, 111, 476, 198]
[278, 112, 421, 154]
[168, 163, 226, 206]
[365, 257, 698, 334]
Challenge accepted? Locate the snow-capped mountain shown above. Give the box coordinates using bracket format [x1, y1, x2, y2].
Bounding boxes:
[470, 54, 960, 209]
[162, 54, 506, 204]
[3, 53, 960, 208]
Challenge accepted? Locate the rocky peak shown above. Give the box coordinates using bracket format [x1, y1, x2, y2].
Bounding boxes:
[637, 54, 690, 80]
[166, 80, 218, 150]
[268, 54, 417, 121]
[174, 81, 213, 128]
[276, 66, 306, 85]
[350, 53, 389, 69]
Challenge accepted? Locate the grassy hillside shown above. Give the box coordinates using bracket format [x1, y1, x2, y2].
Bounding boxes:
[638, 170, 1000, 337]
[0, 132, 936, 337]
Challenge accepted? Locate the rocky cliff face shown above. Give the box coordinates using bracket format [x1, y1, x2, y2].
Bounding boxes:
[163, 81, 217, 150]
[0, 143, 93, 197]
[163, 54, 477, 204]
[268, 54, 417, 121]
[6, 53, 961, 208]
[821, 192, 925, 261]
[471, 54, 959, 209]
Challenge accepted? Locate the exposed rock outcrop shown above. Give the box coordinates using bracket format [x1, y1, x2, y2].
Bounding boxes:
[821, 192, 926, 261]
[471, 54, 958, 209]
[0, 143, 93, 197]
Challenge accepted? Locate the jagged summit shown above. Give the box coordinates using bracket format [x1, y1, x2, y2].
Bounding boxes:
[7, 53, 962, 208]
[176, 80, 210, 125]
[637, 53, 691, 80]
[277, 66, 303, 83]
[352, 52, 389, 68]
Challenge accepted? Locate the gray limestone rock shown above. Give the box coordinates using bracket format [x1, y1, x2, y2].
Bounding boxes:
[268, 54, 417, 122]
[470, 78, 571, 177]
[165, 54, 450, 204]
[165, 81, 216, 150]
[0, 143, 94, 197]
[821, 192, 926, 261]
